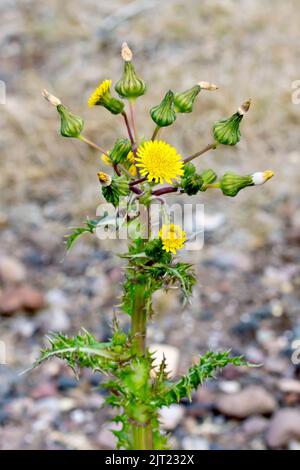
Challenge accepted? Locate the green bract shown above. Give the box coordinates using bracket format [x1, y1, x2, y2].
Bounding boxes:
[198, 169, 218, 191]
[213, 112, 242, 146]
[115, 61, 146, 100]
[180, 163, 203, 195]
[150, 90, 176, 127]
[174, 85, 201, 113]
[102, 175, 130, 207]
[57, 105, 84, 138]
[220, 172, 254, 197]
[110, 138, 132, 164]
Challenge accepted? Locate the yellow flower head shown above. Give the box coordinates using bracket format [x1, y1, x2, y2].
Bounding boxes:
[159, 224, 186, 254]
[97, 171, 112, 187]
[88, 80, 112, 107]
[135, 140, 184, 184]
[126, 150, 135, 165]
[101, 152, 112, 166]
[126, 150, 137, 176]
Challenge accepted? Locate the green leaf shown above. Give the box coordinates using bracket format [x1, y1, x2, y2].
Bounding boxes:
[159, 351, 248, 406]
[24, 329, 126, 376]
[65, 212, 109, 250]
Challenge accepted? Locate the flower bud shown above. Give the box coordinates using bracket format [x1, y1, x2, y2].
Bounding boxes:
[220, 172, 252, 197]
[199, 169, 217, 191]
[88, 79, 124, 114]
[101, 175, 130, 207]
[174, 85, 201, 113]
[181, 163, 203, 195]
[114, 43, 146, 99]
[150, 90, 176, 127]
[174, 82, 218, 114]
[97, 171, 112, 187]
[213, 99, 251, 146]
[57, 104, 84, 138]
[42, 89, 84, 138]
[112, 330, 127, 346]
[109, 138, 132, 164]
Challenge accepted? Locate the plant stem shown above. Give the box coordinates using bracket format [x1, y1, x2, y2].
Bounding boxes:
[131, 282, 147, 355]
[130, 282, 152, 449]
[151, 125, 160, 141]
[204, 183, 221, 189]
[113, 163, 121, 176]
[129, 176, 147, 187]
[121, 111, 135, 145]
[78, 135, 109, 156]
[129, 99, 138, 143]
[183, 142, 218, 164]
[152, 186, 178, 196]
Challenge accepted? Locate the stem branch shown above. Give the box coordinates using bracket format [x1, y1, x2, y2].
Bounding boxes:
[78, 135, 109, 157]
[184, 142, 217, 164]
[122, 111, 135, 145]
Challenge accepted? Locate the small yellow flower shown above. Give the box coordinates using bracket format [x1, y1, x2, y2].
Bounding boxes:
[126, 150, 137, 176]
[159, 224, 186, 254]
[101, 153, 112, 166]
[126, 151, 135, 165]
[88, 80, 112, 107]
[97, 171, 112, 187]
[135, 140, 184, 184]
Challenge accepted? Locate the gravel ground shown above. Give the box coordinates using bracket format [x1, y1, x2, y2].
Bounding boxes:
[0, 0, 300, 450]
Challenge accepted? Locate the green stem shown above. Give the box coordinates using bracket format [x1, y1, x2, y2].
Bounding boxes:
[183, 142, 218, 164]
[130, 280, 153, 449]
[151, 125, 160, 141]
[78, 135, 109, 157]
[129, 99, 138, 143]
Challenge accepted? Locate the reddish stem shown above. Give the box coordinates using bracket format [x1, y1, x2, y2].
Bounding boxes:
[113, 164, 121, 177]
[131, 186, 143, 195]
[130, 176, 147, 187]
[152, 187, 178, 196]
[122, 111, 135, 145]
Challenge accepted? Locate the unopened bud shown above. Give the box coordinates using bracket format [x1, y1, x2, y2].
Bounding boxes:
[150, 90, 176, 127]
[213, 99, 251, 146]
[115, 44, 146, 99]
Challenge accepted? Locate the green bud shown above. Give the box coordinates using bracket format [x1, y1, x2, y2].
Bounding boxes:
[112, 330, 127, 346]
[102, 175, 130, 207]
[181, 164, 203, 195]
[115, 43, 146, 99]
[213, 99, 251, 146]
[174, 85, 201, 113]
[183, 162, 196, 178]
[220, 172, 253, 197]
[150, 90, 177, 127]
[199, 169, 217, 191]
[110, 138, 132, 164]
[56, 104, 84, 138]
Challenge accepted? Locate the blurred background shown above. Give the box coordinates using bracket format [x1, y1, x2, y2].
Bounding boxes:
[1, 0, 300, 450]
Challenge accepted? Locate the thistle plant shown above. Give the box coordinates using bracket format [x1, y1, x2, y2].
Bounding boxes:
[38, 43, 274, 450]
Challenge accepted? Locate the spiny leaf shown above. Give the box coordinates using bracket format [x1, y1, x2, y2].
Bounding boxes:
[159, 351, 248, 406]
[65, 212, 109, 250]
